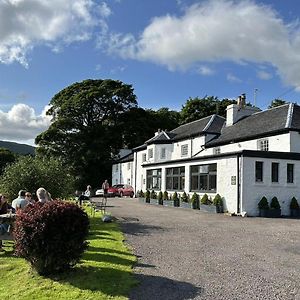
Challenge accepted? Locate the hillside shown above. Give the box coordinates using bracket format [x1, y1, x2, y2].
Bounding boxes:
[0, 140, 35, 155]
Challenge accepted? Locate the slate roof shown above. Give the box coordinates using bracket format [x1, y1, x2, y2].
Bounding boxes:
[206, 103, 298, 147]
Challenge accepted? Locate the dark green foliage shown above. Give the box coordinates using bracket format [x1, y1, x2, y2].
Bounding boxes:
[35, 79, 138, 189]
[181, 192, 189, 203]
[258, 197, 269, 209]
[191, 192, 200, 209]
[163, 191, 169, 200]
[200, 193, 209, 205]
[0, 156, 74, 200]
[14, 201, 89, 275]
[290, 197, 299, 209]
[150, 190, 157, 199]
[270, 197, 281, 209]
[0, 148, 16, 175]
[145, 190, 150, 201]
[138, 190, 144, 197]
[213, 194, 223, 206]
[268, 99, 288, 109]
[180, 96, 236, 124]
[172, 192, 179, 207]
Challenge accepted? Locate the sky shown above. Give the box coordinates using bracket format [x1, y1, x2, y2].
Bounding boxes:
[1, 0, 300, 145]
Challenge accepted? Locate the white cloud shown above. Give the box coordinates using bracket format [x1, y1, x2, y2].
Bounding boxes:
[105, 0, 300, 89]
[197, 65, 214, 76]
[257, 70, 273, 80]
[227, 73, 242, 83]
[0, 103, 51, 144]
[0, 0, 108, 66]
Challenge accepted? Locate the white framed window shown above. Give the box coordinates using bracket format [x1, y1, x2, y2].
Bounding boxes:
[258, 139, 269, 151]
[115, 164, 118, 172]
[127, 162, 131, 170]
[161, 147, 166, 159]
[142, 153, 146, 162]
[148, 148, 153, 159]
[181, 144, 188, 157]
[213, 147, 221, 155]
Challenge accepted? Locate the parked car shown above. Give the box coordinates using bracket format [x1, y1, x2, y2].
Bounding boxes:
[95, 188, 104, 197]
[108, 184, 134, 197]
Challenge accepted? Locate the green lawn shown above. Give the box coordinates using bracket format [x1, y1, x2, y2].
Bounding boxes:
[0, 211, 137, 300]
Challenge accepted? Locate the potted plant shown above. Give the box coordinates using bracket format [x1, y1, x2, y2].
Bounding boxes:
[213, 194, 223, 213]
[290, 197, 300, 218]
[172, 192, 180, 207]
[258, 196, 269, 217]
[145, 190, 150, 203]
[163, 191, 173, 207]
[269, 196, 281, 218]
[138, 190, 146, 203]
[191, 193, 200, 210]
[200, 194, 216, 213]
[158, 191, 163, 205]
[180, 192, 191, 208]
[150, 190, 158, 205]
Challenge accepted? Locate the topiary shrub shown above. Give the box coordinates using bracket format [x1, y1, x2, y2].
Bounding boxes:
[172, 192, 179, 207]
[181, 192, 189, 203]
[270, 197, 280, 209]
[163, 191, 169, 200]
[150, 190, 157, 199]
[213, 194, 223, 206]
[258, 196, 269, 209]
[191, 192, 200, 209]
[145, 190, 150, 202]
[290, 197, 299, 209]
[200, 194, 209, 205]
[138, 190, 145, 197]
[13, 201, 89, 275]
[158, 191, 163, 205]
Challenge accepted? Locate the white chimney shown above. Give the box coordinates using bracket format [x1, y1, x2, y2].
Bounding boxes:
[226, 94, 261, 126]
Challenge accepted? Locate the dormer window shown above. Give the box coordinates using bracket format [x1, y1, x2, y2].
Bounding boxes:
[258, 139, 269, 151]
[161, 147, 166, 159]
[142, 153, 146, 162]
[213, 147, 221, 155]
[181, 144, 188, 157]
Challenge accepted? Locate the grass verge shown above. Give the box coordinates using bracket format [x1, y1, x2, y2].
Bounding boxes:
[0, 210, 137, 300]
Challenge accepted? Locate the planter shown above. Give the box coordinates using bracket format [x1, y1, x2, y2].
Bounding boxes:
[290, 208, 300, 218]
[163, 200, 174, 207]
[259, 208, 268, 217]
[173, 199, 180, 207]
[150, 199, 159, 205]
[216, 205, 223, 213]
[180, 202, 192, 209]
[200, 204, 218, 213]
[158, 199, 163, 205]
[268, 208, 281, 218]
[145, 198, 150, 204]
[191, 201, 200, 210]
[138, 197, 146, 204]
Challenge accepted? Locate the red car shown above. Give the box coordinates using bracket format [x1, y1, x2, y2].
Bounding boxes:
[108, 184, 134, 197]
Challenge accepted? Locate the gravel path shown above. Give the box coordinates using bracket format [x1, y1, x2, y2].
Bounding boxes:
[105, 197, 300, 300]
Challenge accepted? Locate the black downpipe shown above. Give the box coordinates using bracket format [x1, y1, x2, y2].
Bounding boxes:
[237, 153, 241, 214]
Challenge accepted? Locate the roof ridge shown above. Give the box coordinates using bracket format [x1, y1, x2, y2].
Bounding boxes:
[285, 103, 294, 128]
[251, 103, 290, 116]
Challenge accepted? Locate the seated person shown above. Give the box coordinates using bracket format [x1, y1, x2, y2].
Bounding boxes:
[78, 185, 92, 206]
[0, 194, 12, 250]
[36, 187, 50, 203]
[12, 190, 29, 211]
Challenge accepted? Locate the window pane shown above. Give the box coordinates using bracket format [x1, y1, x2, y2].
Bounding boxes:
[209, 174, 217, 190]
[287, 164, 294, 183]
[191, 166, 198, 173]
[199, 165, 209, 173]
[255, 161, 263, 182]
[166, 177, 172, 189]
[271, 163, 279, 183]
[191, 175, 198, 190]
[209, 164, 217, 172]
[199, 175, 208, 190]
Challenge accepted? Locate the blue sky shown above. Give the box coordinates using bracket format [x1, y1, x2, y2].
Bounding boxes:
[1, 0, 300, 145]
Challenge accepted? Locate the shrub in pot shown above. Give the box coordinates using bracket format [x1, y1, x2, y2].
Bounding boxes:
[138, 190, 145, 197]
[158, 191, 163, 205]
[145, 190, 150, 203]
[191, 193, 200, 209]
[14, 201, 89, 275]
[258, 196, 269, 217]
[163, 191, 169, 200]
[290, 197, 300, 217]
[150, 190, 158, 204]
[172, 192, 180, 207]
[180, 192, 190, 208]
[213, 194, 223, 213]
[269, 196, 281, 218]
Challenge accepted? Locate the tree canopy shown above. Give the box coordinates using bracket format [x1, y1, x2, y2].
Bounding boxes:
[36, 79, 138, 188]
[268, 99, 288, 109]
[0, 148, 16, 175]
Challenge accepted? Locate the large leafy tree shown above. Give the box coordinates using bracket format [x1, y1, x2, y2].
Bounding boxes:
[35, 79, 137, 189]
[180, 96, 236, 124]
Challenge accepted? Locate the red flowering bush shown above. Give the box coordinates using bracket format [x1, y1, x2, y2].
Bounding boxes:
[14, 200, 89, 275]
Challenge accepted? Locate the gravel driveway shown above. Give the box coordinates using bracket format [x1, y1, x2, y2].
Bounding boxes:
[105, 197, 300, 300]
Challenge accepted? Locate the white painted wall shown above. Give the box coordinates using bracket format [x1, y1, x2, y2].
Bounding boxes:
[111, 161, 133, 186]
[241, 156, 300, 216]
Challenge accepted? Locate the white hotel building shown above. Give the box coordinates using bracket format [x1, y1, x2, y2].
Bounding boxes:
[112, 98, 300, 216]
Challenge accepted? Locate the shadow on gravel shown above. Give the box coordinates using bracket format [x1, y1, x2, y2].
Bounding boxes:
[130, 274, 202, 300]
[120, 222, 166, 236]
